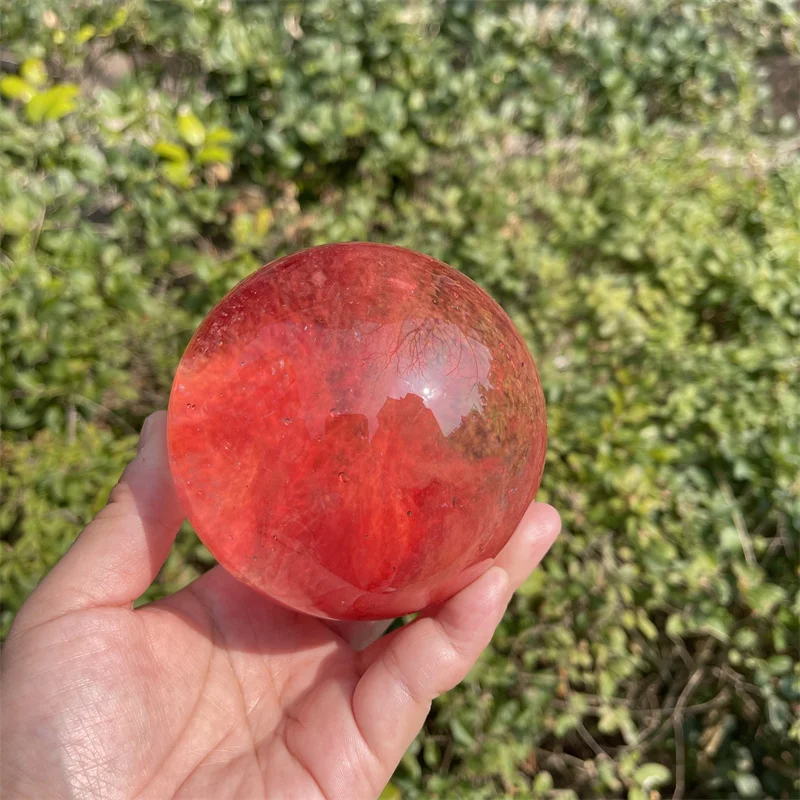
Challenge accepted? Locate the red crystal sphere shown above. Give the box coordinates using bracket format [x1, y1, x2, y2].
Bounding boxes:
[167, 243, 546, 620]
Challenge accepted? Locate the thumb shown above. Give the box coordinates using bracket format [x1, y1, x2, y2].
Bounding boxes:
[15, 412, 185, 631]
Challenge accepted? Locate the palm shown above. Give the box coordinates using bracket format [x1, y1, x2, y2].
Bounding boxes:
[142, 569, 367, 799]
[1, 414, 560, 800]
[5, 567, 389, 798]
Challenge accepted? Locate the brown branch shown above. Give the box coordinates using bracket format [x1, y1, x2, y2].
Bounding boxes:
[535, 747, 592, 772]
[621, 668, 706, 755]
[577, 721, 609, 759]
[673, 708, 686, 800]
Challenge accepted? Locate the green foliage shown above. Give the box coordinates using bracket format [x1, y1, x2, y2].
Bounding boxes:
[0, 57, 79, 123]
[1, 426, 132, 632]
[2, 1, 799, 798]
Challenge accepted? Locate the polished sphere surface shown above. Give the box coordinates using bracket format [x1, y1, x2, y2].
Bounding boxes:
[167, 243, 547, 620]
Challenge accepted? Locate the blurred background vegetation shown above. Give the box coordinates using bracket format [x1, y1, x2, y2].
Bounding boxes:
[1, 1, 799, 798]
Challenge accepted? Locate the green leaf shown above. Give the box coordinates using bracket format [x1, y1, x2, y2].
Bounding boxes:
[554, 713, 578, 738]
[206, 126, 234, 145]
[1, 195, 42, 234]
[734, 774, 763, 798]
[598, 759, 623, 792]
[766, 695, 791, 731]
[698, 614, 731, 642]
[76, 24, 96, 44]
[152, 141, 190, 163]
[378, 783, 401, 800]
[196, 145, 232, 164]
[598, 707, 620, 734]
[400, 746, 421, 780]
[20, 58, 47, 87]
[100, 6, 128, 35]
[598, 671, 616, 697]
[160, 161, 194, 188]
[3, 407, 38, 429]
[422, 737, 440, 768]
[518, 567, 546, 597]
[532, 771, 554, 793]
[253, 208, 272, 236]
[637, 612, 658, 641]
[0, 76, 34, 102]
[633, 763, 671, 790]
[231, 213, 253, 245]
[665, 613, 684, 637]
[745, 583, 786, 616]
[766, 655, 793, 675]
[449, 719, 475, 747]
[177, 109, 205, 147]
[25, 84, 79, 123]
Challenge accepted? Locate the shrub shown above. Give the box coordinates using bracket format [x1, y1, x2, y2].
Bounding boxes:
[2, 2, 798, 797]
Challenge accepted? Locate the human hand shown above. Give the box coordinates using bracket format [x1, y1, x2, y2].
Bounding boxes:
[1, 412, 560, 800]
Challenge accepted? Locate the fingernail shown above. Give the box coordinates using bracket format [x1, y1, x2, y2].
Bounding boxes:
[137, 415, 155, 455]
